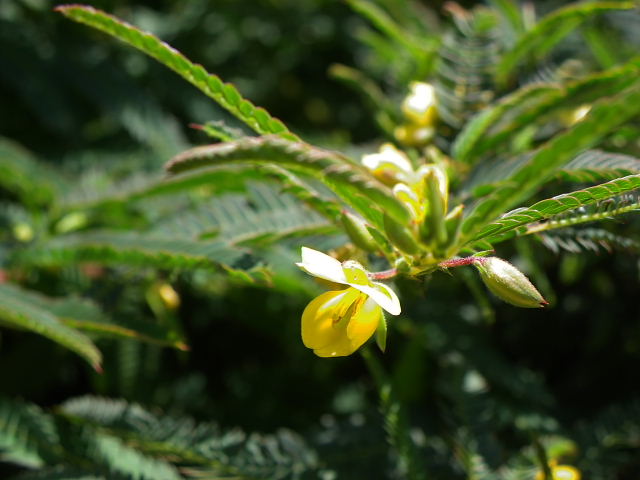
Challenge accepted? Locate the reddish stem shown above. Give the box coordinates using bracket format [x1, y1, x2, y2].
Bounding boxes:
[369, 256, 484, 279]
[438, 256, 484, 268]
[368, 268, 398, 280]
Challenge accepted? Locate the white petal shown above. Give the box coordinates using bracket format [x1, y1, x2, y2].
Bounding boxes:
[296, 247, 347, 284]
[406, 82, 435, 113]
[362, 143, 413, 173]
[349, 281, 401, 315]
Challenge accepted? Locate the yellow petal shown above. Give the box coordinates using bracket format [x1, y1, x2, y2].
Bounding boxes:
[301, 289, 359, 350]
[346, 297, 382, 349]
[301, 288, 381, 357]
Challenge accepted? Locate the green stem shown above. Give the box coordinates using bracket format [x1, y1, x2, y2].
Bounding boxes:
[360, 347, 426, 480]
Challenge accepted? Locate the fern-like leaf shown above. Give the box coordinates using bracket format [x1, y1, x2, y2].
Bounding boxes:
[166, 136, 411, 228]
[0, 396, 60, 468]
[154, 182, 339, 246]
[60, 396, 318, 479]
[496, 1, 635, 85]
[470, 174, 640, 244]
[55, 5, 298, 141]
[538, 228, 640, 254]
[460, 80, 640, 242]
[15, 232, 245, 272]
[556, 149, 640, 183]
[454, 58, 640, 164]
[0, 138, 59, 208]
[86, 431, 181, 480]
[0, 284, 102, 370]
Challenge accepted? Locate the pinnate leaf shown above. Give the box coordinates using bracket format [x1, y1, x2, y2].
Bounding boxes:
[56, 5, 298, 141]
[166, 136, 411, 228]
[0, 284, 102, 370]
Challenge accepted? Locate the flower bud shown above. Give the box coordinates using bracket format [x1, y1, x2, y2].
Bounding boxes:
[474, 257, 548, 308]
[419, 166, 448, 246]
[444, 204, 464, 246]
[383, 213, 421, 255]
[401, 82, 437, 126]
[394, 123, 434, 147]
[534, 463, 580, 480]
[340, 211, 379, 253]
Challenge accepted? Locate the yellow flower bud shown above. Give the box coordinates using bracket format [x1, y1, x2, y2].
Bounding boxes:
[474, 257, 548, 308]
[157, 283, 181, 310]
[401, 82, 437, 126]
[394, 123, 435, 147]
[13, 223, 34, 243]
[361, 143, 415, 186]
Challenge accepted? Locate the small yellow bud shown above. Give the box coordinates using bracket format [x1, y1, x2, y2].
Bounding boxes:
[401, 82, 437, 126]
[157, 283, 181, 310]
[474, 257, 548, 308]
[13, 223, 34, 242]
[394, 123, 435, 147]
[535, 464, 581, 480]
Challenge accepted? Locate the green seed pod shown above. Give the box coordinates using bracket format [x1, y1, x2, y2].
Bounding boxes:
[340, 211, 379, 253]
[474, 257, 548, 308]
[383, 213, 421, 255]
[444, 204, 464, 246]
[420, 167, 448, 246]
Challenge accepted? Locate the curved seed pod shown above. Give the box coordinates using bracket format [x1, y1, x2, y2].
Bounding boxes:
[474, 257, 548, 308]
[383, 213, 421, 255]
[420, 167, 448, 246]
[444, 204, 465, 247]
[341, 211, 380, 253]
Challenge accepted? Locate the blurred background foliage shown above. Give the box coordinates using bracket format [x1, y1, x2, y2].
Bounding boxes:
[1, 0, 640, 478]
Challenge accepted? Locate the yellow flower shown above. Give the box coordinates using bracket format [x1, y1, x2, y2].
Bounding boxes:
[297, 247, 400, 357]
[534, 462, 581, 480]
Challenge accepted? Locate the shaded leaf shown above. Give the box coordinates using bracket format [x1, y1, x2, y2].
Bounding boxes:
[56, 5, 298, 141]
[0, 284, 102, 370]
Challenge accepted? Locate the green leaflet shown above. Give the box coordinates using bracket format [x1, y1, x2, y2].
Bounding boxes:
[0, 138, 60, 207]
[155, 182, 339, 246]
[496, 1, 635, 85]
[346, 0, 434, 59]
[165, 136, 411, 228]
[88, 432, 182, 480]
[0, 284, 102, 370]
[459, 81, 640, 243]
[556, 150, 640, 183]
[539, 228, 640, 255]
[454, 58, 640, 164]
[452, 84, 559, 164]
[488, 0, 526, 38]
[16, 232, 245, 272]
[55, 5, 298, 141]
[0, 396, 60, 469]
[462, 149, 640, 199]
[329, 64, 397, 135]
[59, 395, 318, 478]
[472, 174, 640, 244]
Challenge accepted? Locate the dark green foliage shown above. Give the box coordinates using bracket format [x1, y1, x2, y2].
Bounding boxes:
[2, 1, 640, 479]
